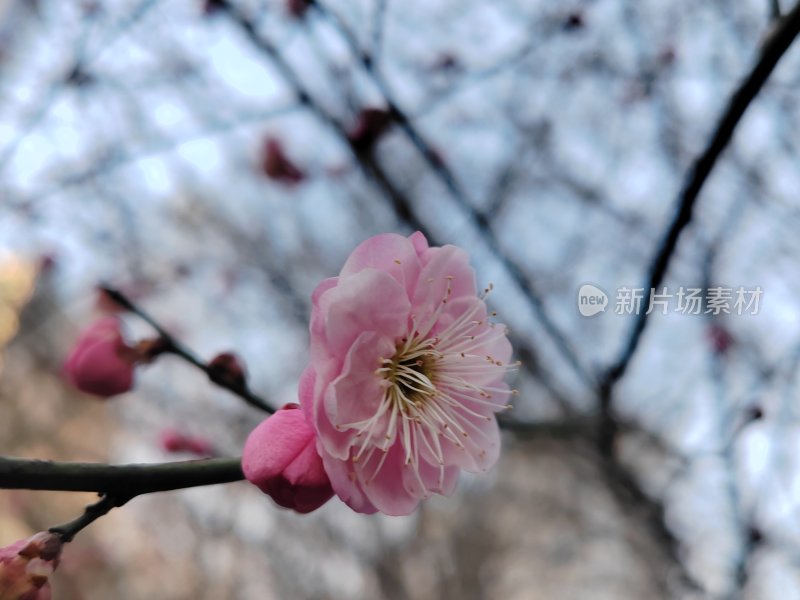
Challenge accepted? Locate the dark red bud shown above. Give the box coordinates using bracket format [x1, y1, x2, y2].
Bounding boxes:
[260, 137, 305, 185]
[208, 352, 248, 389]
[287, 0, 311, 18]
[707, 323, 735, 355]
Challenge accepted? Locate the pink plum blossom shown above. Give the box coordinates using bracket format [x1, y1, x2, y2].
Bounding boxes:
[63, 317, 137, 398]
[301, 231, 514, 516]
[242, 404, 334, 514]
[0, 532, 62, 600]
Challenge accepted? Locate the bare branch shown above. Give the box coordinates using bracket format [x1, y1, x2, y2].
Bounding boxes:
[0, 456, 244, 496]
[49, 494, 121, 543]
[100, 286, 275, 414]
[604, 0, 800, 388]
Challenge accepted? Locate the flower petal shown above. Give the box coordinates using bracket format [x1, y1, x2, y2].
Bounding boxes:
[340, 233, 422, 294]
[408, 231, 429, 257]
[410, 246, 476, 336]
[242, 408, 314, 485]
[450, 412, 501, 473]
[321, 451, 378, 514]
[325, 331, 395, 439]
[324, 268, 410, 357]
[357, 442, 422, 516]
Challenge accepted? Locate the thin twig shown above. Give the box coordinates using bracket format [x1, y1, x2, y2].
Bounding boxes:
[48, 494, 123, 543]
[99, 286, 274, 414]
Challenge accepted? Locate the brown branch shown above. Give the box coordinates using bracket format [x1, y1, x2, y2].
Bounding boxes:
[48, 494, 122, 543]
[0, 456, 244, 496]
[100, 285, 274, 414]
[604, 0, 800, 389]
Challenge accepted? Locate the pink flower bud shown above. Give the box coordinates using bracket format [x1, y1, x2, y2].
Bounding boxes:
[63, 317, 137, 398]
[159, 428, 215, 457]
[160, 428, 186, 453]
[242, 404, 334, 514]
[0, 532, 62, 600]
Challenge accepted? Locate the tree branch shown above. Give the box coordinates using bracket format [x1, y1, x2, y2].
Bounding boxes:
[48, 494, 122, 543]
[604, 0, 800, 388]
[0, 456, 244, 496]
[311, 0, 594, 390]
[100, 286, 275, 414]
[216, 0, 592, 408]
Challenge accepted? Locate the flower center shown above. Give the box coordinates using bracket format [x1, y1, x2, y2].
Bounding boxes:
[382, 336, 440, 410]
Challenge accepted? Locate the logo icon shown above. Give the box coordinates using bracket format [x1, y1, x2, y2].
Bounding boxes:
[578, 284, 608, 317]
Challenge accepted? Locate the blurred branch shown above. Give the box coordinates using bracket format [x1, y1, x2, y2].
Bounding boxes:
[771, 0, 783, 20]
[311, 0, 594, 391]
[0, 456, 243, 496]
[0, 0, 163, 177]
[595, 452, 701, 593]
[604, 0, 800, 388]
[100, 286, 275, 414]
[584, 6, 800, 591]
[371, 0, 389, 62]
[216, 0, 582, 411]
[498, 415, 594, 439]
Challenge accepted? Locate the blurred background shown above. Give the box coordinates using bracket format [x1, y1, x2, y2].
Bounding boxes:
[1, 0, 799, 598]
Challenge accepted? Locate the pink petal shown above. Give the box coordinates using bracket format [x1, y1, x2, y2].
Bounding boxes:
[282, 436, 329, 486]
[298, 365, 317, 421]
[408, 231, 429, 257]
[321, 451, 378, 514]
[323, 268, 410, 357]
[243, 407, 334, 513]
[437, 412, 502, 473]
[340, 233, 423, 295]
[410, 460, 459, 497]
[242, 408, 314, 484]
[68, 339, 134, 396]
[309, 277, 340, 366]
[357, 442, 421, 516]
[410, 245, 476, 335]
[325, 331, 395, 436]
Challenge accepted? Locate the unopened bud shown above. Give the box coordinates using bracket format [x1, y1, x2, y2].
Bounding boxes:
[0, 532, 62, 599]
[260, 137, 305, 185]
[160, 428, 215, 457]
[63, 318, 137, 398]
[242, 404, 333, 513]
